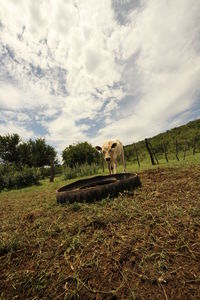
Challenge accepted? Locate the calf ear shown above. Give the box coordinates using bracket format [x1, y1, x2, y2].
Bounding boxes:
[111, 142, 117, 148]
[96, 146, 102, 151]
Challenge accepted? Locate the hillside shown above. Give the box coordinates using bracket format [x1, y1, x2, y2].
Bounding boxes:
[124, 118, 200, 162]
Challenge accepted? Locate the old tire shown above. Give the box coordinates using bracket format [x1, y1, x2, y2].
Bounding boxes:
[56, 173, 141, 204]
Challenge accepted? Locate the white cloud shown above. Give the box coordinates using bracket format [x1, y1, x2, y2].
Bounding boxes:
[0, 82, 65, 112]
[0, 0, 200, 154]
[0, 110, 31, 123]
[91, 0, 200, 146]
[0, 121, 34, 140]
[44, 112, 88, 151]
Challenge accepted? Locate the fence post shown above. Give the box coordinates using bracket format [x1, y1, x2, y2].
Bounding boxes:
[149, 140, 159, 164]
[183, 139, 187, 160]
[175, 139, 179, 161]
[193, 136, 197, 155]
[162, 142, 168, 163]
[145, 138, 156, 165]
[134, 144, 140, 167]
[50, 158, 55, 182]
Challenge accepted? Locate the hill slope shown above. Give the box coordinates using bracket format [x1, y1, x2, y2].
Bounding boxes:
[124, 118, 200, 162]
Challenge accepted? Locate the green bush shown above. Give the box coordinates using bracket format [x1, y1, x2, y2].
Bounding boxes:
[63, 163, 100, 180]
[39, 166, 52, 179]
[39, 165, 63, 179]
[62, 142, 100, 167]
[0, 164, 40, 191]
[0, 173, 4, 192]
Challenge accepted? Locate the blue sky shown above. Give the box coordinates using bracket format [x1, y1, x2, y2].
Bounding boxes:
[0, 0, 200, 154]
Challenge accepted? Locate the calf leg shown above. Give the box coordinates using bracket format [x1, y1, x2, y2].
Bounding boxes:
[110, 163, 114, 175]
[108, 162, 112, 175]
[113, 162, 117, 174]
[121, 150, 126, 173]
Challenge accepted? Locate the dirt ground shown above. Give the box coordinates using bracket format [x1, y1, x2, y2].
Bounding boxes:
[0, 166, 200, 299]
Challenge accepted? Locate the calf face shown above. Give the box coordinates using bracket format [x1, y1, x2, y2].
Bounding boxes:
[96, 142, 117, 162]
[96, 140, 126, 174]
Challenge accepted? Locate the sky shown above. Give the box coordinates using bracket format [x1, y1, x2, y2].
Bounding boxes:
[0, 0, 200, 155]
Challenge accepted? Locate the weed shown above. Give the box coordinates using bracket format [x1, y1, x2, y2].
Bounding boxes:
[63, 163, 100, 180]
[70, 202, 82, 212]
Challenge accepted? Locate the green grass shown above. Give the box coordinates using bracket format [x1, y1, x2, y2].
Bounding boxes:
[123, 151, 200, 173]
[0, 158, 200, 299]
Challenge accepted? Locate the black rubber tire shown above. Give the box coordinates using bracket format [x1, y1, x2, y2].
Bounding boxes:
[56, 173, 141, 204]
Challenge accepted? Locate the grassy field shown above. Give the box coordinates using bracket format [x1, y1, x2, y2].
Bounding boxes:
[0, 156, 200, 299]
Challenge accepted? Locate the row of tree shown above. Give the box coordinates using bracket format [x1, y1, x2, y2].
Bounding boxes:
[0, 134, 57, 168]
[0, 134, 101, 170]
[0, 134, 101, 186]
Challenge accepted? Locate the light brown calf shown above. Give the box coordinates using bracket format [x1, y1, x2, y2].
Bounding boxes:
[96, 139, 126, 175]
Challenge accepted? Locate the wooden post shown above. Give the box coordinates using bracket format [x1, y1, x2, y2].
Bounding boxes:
[134, 144, 140, 167]
[50, 158, 55, 182]
[149, 140, 159, 164]
[188, 140, 190, 152]
[183, 139, 187, 160]
[175, 139, 179, 161]
[145, 138, 156, 165]
[193, 136, 197, 155]
[162, 142, 168, 163]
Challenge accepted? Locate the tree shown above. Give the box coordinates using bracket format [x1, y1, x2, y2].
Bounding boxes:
[18, 142, 32, 167]
[62, 142, 100, 167]
[0, 134, 20, 164]
[27, 138, 57, 168]
[0, 134, 57, 168]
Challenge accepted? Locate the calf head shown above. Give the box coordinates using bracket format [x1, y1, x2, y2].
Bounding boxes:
[96, 142, 117, 162]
